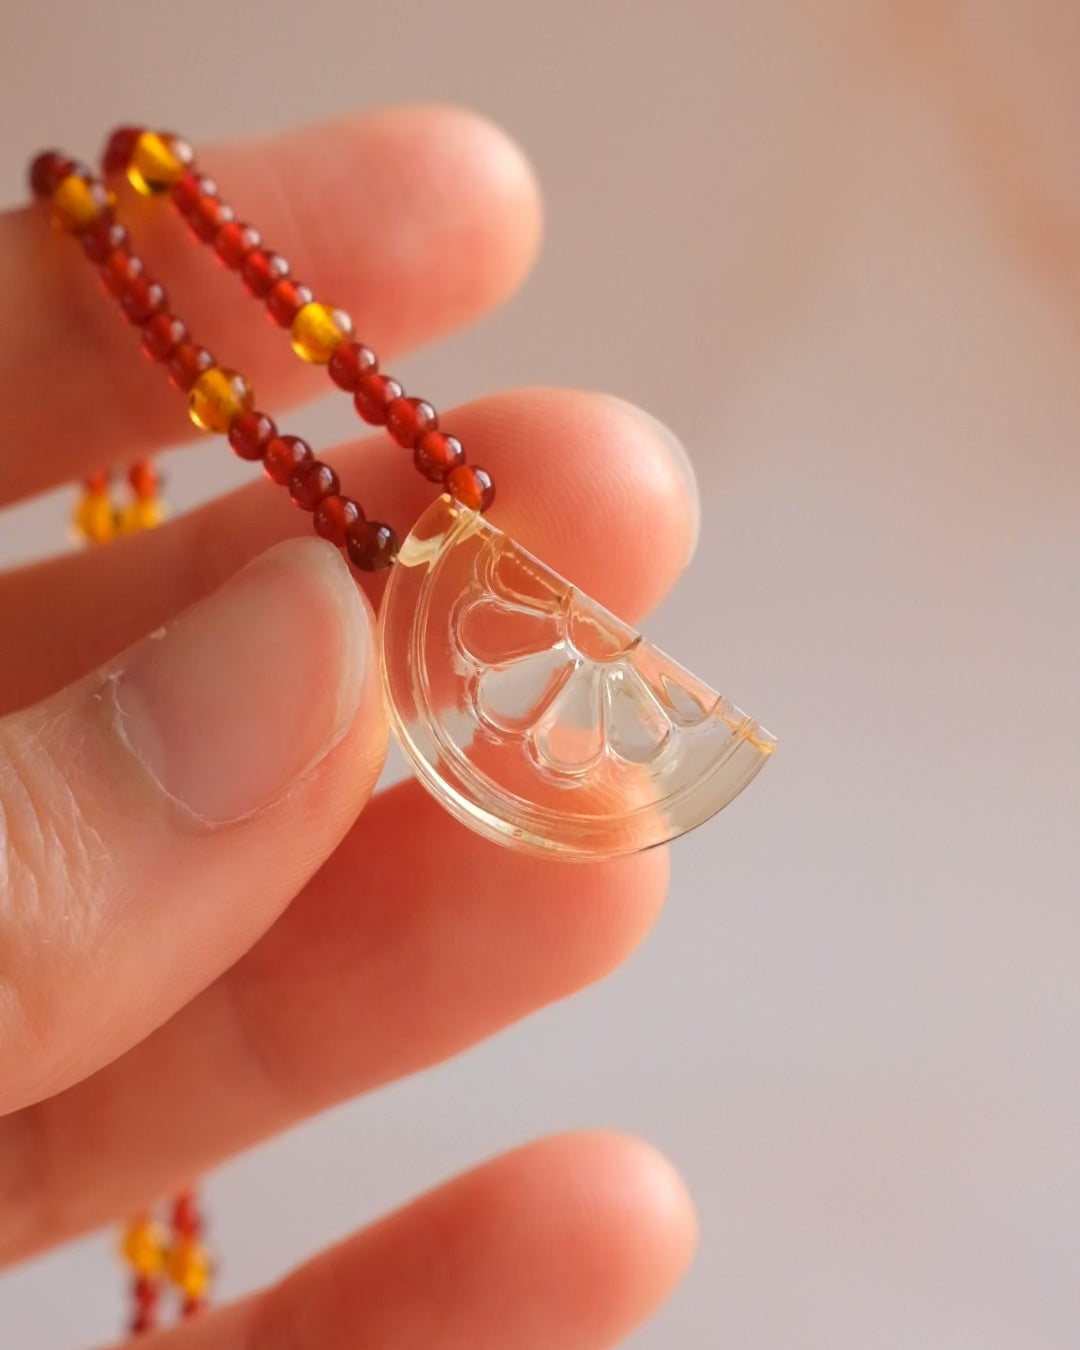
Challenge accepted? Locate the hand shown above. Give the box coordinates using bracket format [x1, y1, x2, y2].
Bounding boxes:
[0, 106, 699, 1347]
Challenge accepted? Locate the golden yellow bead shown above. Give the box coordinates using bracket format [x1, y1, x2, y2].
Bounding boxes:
[119, 497, 165, 533]
[166, 1239, 211, 1299]
[53, 174, 115, 233]
[188, 367, 253, 433]
[290, 302, 354, 364]
[72, 490, 116, 544]
[127, 131, 186, 196]
[122, 1218, 166, 1276]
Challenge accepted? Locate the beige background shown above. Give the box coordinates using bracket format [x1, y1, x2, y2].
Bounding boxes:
[2, 1, 1080, 1346]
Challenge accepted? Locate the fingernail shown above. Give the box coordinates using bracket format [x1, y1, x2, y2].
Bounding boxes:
[112, 539, 367, 824]
[614, 401, 701, 565]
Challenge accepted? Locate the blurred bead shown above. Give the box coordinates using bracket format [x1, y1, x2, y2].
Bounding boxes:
[141, 312, 188, 361]
[101, 247, 142, 297]
[127, 131, 191, 195]
[188, 367, 253, 433]
[290, 302, 354, 363]
[241, 248, 290, 298]
[171, 169, 213, 216]
[72, 490, 115, 544]
[122, 1218, 166, 1276]
[228, 409, 277, 461]
[171, 1191, 202, 1242]
[446, 463, 495, 512]
[81, 218, 130, 264]
[53, 173, 114, 233]
[346, 519, 399, 571]
[119, 497, 165, 532]
[314, 494, 362, 547]
[264, 434, 312, 486]
[214, 220, 261, 269]
[130, 1312, 156, 1335]
[290, 460, 340, 511]
[169, 342, 216, 392]
[128, 461, 160, 499]
[353, 373, 403, 426]
[414, 431, 464, 483]
[29, 150, 75, 198]
[119, 273, 168, 325]
[266, 279, 313, 328]
[166, 1239, 211, 1299]
[181, 1297, 205, 1319]
[84, 470, 110, 494]
[186, 191, 235, 243]
[102, 126, 142, 176]
[328, 341, 377, 392]
[386, 396, 437, 448]
[132, 1274, 159, 1314]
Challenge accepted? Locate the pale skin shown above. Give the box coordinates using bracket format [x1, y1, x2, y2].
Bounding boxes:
[0, 106, 701, 1347]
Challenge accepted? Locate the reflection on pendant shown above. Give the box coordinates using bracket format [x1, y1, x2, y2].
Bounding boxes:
[378, 495, 776, 859]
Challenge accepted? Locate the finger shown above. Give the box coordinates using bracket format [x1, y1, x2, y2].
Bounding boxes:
[0, 538, 386, 1118]
[115, 1135, 697, 1350]
[2, 105, 541, 503]
[0, 389, 699, 713]
[0, 782, 669, 1265]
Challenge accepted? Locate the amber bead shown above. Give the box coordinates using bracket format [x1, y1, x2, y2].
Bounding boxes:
[386, 396, 437, 449]
[73, 490, 115, 544]
[171, 169, 213, 216]
[188, 367, 253, 432]
[266, 279, 314, 328]
[102, 126, 142, 176]
[128, 130, 191, 195]
[129, 461, 160, 499]
[119, 497, 165, 532]
[328, 341, 377, 392]
[290, 460, 340, 511]
[241, 248, 290, 298]
[314, 494, 363, 546]
[122, 1219, 166, 1276]
[29, 150, 75, 198]
[172, 1191, 202, 1242]
[120, 274, 168, 325]
[346, 518, 399, 572]
[142, 312, 188, 361]
[290, 302, 354, 363]
[81, 218, 130, 264]
[353, 373, 404, 426]
[187, 191, 235, 244]
[414, 430, 465, 483]
[214, 220, 261, 269]
[263, 434, 312, 485]
[101, 248, 143, 298]
[229, 409, 277, 461]
[446, 463, 495, 512]
[169, 342, 216, 392]
[53, 173, 114, 233]
[166, 1239, 211, 1299]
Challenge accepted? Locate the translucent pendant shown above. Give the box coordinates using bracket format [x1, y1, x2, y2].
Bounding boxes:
[379, 496, 775, 859]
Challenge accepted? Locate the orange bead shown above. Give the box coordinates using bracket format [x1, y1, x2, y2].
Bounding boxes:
[446, 464, 495, 512]
[53, 173, 114, 233]
[290, 302, 354, 363]
[165, 1239, 211, 1299]
[121, 1218, 166, 1276]
[188, 367, 253, 433]
[127, 131, 192, 195]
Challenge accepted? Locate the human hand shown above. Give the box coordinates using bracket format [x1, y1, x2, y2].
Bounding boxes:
[0, 106, 700, 1347]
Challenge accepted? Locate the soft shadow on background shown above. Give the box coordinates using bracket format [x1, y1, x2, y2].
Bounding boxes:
[2, 2, 1080, 1346]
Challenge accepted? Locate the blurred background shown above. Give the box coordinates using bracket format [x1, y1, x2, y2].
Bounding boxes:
[2, 1, 1080, 1346]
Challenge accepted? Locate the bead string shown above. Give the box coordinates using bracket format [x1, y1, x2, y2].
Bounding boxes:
[121, 1188, 212, 1335]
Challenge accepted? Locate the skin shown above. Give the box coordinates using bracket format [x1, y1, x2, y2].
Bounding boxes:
[0, 107, 700, 1347]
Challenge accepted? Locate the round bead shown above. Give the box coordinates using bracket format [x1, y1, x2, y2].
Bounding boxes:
[102, 126, 142, 176]
[266, 279, 314, 328]
[122, 1219, 166, 1276]
[171, 169, 213, 216]
[446, 463, 495, 512]
[290, 302, 354, 363]
[119, 274, 168, 325]
[53, 173, 114, 233]
[346, 519, 399, 572]
[241, 248, 290, 298]
[413, 431, 465, 483]
[101, 249, 143, 298]
[81, 218, 130, 264]
[188, 367, 253, 433]
[72, 490, 115, 544]
[290, 460, 340, 511]
[29, 150, 75, 198]
[214, 221, 261, 269]
[141, 312, 188, 362]
[165, 1239, 211, 1299]
[328, 342, 378, 392]
[186, 191, 235, 243]
[228, 409, 277, 461]
[127, 131, 191, 195]
[353, 373, 404, 426]
[263, 434, 312, 486]
[169, 342, 216, 392]
[313, 494, 363, 547]
[386, 396, 437, 448]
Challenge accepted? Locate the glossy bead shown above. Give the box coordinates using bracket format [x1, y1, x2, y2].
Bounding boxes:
[101, 248, 143, 297]
[353, 373, 403, 426]
[72, 490, 115, 544]
[122, 1219, 166, 1276]
[128, 130, 191, 195]
[119, 497, 165, 532]
[186, 191, 235, 243]
[241, 248, 290, 298]
[129, 461, 160, 499]
[266, 279, 314, 328]
[228, 409, 277, 461]
[263, 434, 312, 485]
[102, 126, 142, 176]
[313, 494, 363, 547]
[414, 430, 465, 483]
[141, 312, 188, 361]
[214, 220, 261, 269]
[172, 1191, 202, 1242]
[446, 463, 495, 512]
[81, 218, 130, 264]
[166, 1239, 211, 1299]
[53, 173, 114, 233]
[346, 519, 399, 572]
[386, 396, 437, 448]
[168, 342, 216, 392]
[188, 367, 253, 433]
[290, 460, 340, 510]
[119, 274, 168, 325]
[29, 150, 75, 198]
[171, 169, 213, 216]
[290, 302, 354, 363]
[328, 341, 377, 392]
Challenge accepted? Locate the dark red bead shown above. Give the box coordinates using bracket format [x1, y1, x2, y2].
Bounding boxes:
[141, 312, 188, 361]
[187, 192, 235, 243]
[327, 342, 378, 392]
[241, 248, 290, 298]
[28, 150, 75, 198]
[133, 1274, 159, 1313]
[346, 519, 399, 572]
[228, 409, 277, 461]
[314, 494, 363, 546]
[168, 342, 216, 392]
[386, 396, 437, 448]
[266, 279, 313, 327]
[264, 434, 312, 486]
[414, 431, 465, 483]
[101, 126, 142, 176]
[101, 249, 143, 298]
[290, 461, 340, 511]
[182, 1298, 204, 1319]
[81, 218, 130, 263]
[353, 373, 404, 426]
[171, 169, 212, 216]
[214, 220, 261, 269]
[120, 275, 168, 325]
[446, 463, 495, 512]
[172, 1191, 202, 1242]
